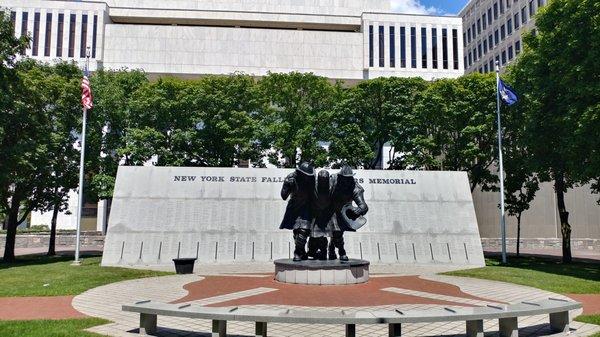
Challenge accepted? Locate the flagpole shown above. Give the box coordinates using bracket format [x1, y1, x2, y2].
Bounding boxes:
[495, 60, 507, 264]
[73, 48, 91, 266]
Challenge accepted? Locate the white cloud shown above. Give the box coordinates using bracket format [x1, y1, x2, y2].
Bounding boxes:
[390, 0, 443, 15]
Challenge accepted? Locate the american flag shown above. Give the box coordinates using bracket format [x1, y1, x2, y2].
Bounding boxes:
[81, 69, 93, 110]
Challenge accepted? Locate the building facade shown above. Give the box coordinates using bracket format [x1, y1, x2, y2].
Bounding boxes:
[1, 0, 464, 81]
[460, 0, 546, 74]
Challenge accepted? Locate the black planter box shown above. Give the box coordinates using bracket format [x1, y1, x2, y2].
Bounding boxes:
[172, 258, 197, 274]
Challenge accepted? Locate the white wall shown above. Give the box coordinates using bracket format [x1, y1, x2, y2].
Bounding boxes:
[30, 190, 79, 230]
[103, 24, 365, 79]
[102, 166, 484, 267]
[105, 0, 391, 16]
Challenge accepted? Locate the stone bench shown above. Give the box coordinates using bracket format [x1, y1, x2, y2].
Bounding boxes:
[122, 298, 581, 337]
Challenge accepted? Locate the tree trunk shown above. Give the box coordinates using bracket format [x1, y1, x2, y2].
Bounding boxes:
[47, 201, 60, 256]
[516, 214, 522, 258]
[2, 200, 21, 263]
[555, 174, 572, 263]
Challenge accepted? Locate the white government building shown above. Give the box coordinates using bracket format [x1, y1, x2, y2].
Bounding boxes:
[460, 0, 546, 74]
[1, 0, 464, 82]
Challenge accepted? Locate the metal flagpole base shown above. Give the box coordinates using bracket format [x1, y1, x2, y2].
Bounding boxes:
[71, 260, 82, 266]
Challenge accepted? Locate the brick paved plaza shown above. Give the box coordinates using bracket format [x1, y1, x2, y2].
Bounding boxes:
[71, 263, 600, 337]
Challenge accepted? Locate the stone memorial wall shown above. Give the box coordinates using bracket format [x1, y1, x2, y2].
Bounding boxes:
[101, 167, 485, 267]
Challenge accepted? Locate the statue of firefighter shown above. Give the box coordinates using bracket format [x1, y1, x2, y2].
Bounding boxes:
[306, 170, 332, 260]
[327, 165, 369, 261]
[279, 162, 316, 261]
[306, 165, 369, 261]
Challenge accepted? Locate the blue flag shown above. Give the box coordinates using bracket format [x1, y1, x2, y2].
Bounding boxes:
[498, 79, 518, 106]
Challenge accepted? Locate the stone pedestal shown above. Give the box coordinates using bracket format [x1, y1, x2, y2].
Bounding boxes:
[274, 259, 369, 285]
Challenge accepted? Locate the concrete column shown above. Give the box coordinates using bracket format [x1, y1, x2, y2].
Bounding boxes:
[139, 313, 157, 335]
[74, 11, 82, 59]
[255, 321, 267, 337]
[388, 323, 401, 337]
[39, 9, 47, 58]
[549, 311, 570, 333]
[498, 317, 518, 337]
[345, 324, 356, 337]
[466, 319, 484, 337]
[394, 23, 400, 70]
[437, 24, 444, 71]
[457, 25, 465, 71]
[406, 25, 412, 69]
[212, 319, 226, 337]
[426, 24, 432, 70]
[50, 9, 58, 58]
[97, 199, 108, 233]
[98, 9, 110, 62]
[384, 23, 390, 68]
[63, 9, 71, 58]
[86, 10, 94, 57]
[26, 9, 34, 56]
[14, 8, 23, 39]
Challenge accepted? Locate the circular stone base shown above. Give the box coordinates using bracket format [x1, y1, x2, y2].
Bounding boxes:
[274, 259, 370, 285]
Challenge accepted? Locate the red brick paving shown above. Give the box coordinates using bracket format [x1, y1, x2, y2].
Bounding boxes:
[566, 294, 600, 315]
[175, 275, 501, 307]
[0, 296, 87, 321]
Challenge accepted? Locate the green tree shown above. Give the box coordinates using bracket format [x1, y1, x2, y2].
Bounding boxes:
[0, 10, 29, 221]
[185, 74, 265, 167]
[502, 113, 539, 257]
[45, 63, 81, 256]
[86, 69, 148, 200]
[328, 77, 428, 169]
[257, 72, 338, 168]
[120, 77, 189, 166]
[122, 75, 263, 168]
[510, 0, 600, 262]
[1, 60, 81, 262]
[410, 74, 498, 192]
[0, 10, 28, 108]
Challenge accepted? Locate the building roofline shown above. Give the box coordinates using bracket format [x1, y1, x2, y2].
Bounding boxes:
[458, 0, 475, 17]
[363, 11, 460, 19]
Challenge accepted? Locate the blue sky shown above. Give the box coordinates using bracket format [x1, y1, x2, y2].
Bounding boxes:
[390, 0, 470, 15]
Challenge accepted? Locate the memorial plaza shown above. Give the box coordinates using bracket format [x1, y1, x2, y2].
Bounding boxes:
[0, 0, 599, 337]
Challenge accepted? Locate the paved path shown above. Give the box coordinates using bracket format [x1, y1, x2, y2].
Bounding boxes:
[567, 294, 600, 315]
[485, 248, 600, 261]
[72, 272, 600, 337]
[0, 246, 104, 257]
[0, 296, 86, 321]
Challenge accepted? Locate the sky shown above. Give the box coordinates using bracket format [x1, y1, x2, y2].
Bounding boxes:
[390, 0, 470, 15]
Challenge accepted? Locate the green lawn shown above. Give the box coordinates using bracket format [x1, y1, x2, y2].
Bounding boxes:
[0, 318, 109, 337]
[577, 314, 600, 326]
[0, 254, 172, 297]
[445, 255, 600, 294]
